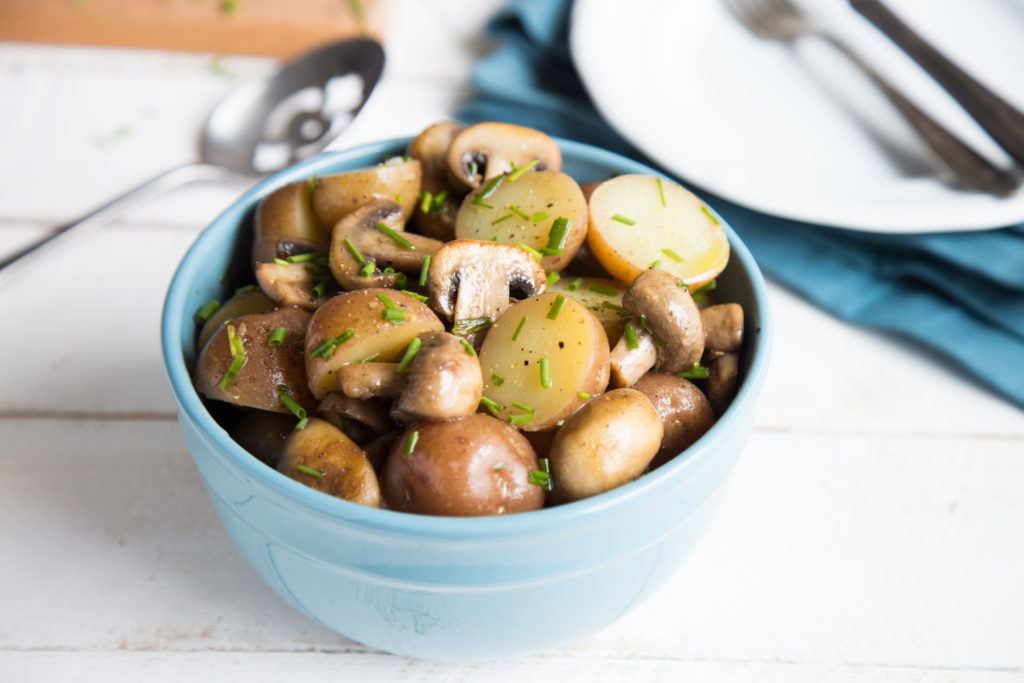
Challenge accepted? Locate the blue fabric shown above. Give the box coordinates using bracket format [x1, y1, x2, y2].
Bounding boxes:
[456, 0, 1024, 409]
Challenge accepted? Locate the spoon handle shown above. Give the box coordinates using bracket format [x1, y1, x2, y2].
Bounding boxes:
[851, 0, 1024, 166]
[0, 164, 235, 288]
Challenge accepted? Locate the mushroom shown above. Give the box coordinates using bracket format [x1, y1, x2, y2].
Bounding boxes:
[407, 121, 464, 241]
[548, 388, 663, 503]
[255, 259, 336, 310]
[336, 362, 405, 400]
[381, 414, 545, 516]
[445, 122, 562, 193]
[277, 417, 381, 507]
[328, 199, 444, 291]
[229, 410, 298, 467]
[702, 303, 744, 354]
[609, 268, 706, 387]
[427, 239, 547, 346]
[632, 372, 715, 468]
[706, 352, 740, 417]
[316, 392, 393, 444]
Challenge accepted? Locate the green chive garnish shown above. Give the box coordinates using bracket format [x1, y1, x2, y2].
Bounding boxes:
[219, 354, 245, 391]
[692, 279, 717, 303]
[344, 238, 365, 265]
[395, 336, 422, 373]
[656, 177, 666, 206]
[360, 352, 381, 363]
[460, 338, 475, 356]
[286, 252, 328, 264]
[512, 401, 534, 414]
[491, 374, 505, 386]
[471, 197, 495, 209]
[507, 159, 538, 181]
[400, 289, 429, 304]
[537, 247, 563, 256]
[233, 284, 258, 295]
[193, 299, 221, 325]
[662, 248, 684, 263]
[600, 301, 627, 313]
[493, 463, 507, 471]
[539, 357, 551, 388]
[515, 242, 543, 261]
[273, 257, 290, 266]
[491, 213, 514, 225]
[479, 175, 504, 199]
[419, 190, 434, 214]
[528, 457, 553, 490]
[531, 211, 549, 222]
[309, 329, 355, 360]
[377, 293, 398, 309]
[383, 308, 407, 325]
[547, 271, 561, 286]
[376, 222, 414, 249]
[567, 277, 584, 292]
[360, 261, 375, 277]
[589, 284, 618, 297]
[508, 205, 530, 220]
[309, 173, 318, 201]
[395, 192, 402, 204]
[268, 327, 287, 347]
[512, 316, 527, 341]
[419, 255, 431, 287]
[624, 321, 639, 350]
[649, 260, 662, 269]
[546, 294, 566, 320]
[509, 401, 535, 425]
[403, 431, 419, 458]
[452, 317, 493, 336]
[700, 205, 719, 225]
[479, 396, 502, 415]
[612, 214, 636, 226]
[577, 391, 591, 400]
[278, 386, 307, 429]
[296, 464, 323, 478]
[545, 217, 570, 251]
[639, 314, 647, 330]
[676, 363, 710, 380]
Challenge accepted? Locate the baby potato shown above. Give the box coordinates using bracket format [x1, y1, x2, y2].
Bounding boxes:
[305, 289, 443, 399]
[278, 417, 381, 507]
[478, 291, 609, 432]
[549, 388, 663, 502]
[311, 158, 421, 229]
[252, 179, 327, 264]
[454, 169, 587, 271]
[587, 174, 729, 288]
[547, 275, 629, 344]
[197, 288, 275, 350]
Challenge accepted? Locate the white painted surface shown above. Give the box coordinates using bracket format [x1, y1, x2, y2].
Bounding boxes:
[1, 1, 1022, 680]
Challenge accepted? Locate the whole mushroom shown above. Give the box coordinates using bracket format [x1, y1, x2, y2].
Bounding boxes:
[632, 372, 715, 468]
[445, 122, 562, 193]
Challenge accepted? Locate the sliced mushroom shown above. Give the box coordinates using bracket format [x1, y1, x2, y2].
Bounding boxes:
[445, 122, 562, 193]
[277, 417, 381, 507]
[427, 239, 547, 346]
[336, 362, 405, 400]
[329, 199, 443, 290]
[316, 392, 393, 443]
[706, 352, 740, 417]
[702, 303, 744, 354]
[407, 121, 464, 241]
[255, 260, 336, 310]
[392, 331, 483, 422]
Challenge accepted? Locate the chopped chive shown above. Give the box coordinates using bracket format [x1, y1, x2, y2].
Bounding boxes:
[692, 279, 717, 303]
[395, 336, 422, 373]
[309, 173, 318, 202]
[286, 252, 327, 264]
[491, 213, 514, 225]
[530, 211, 549, 222]
[589, 284, 618, 297]
[193, 299, 221, 325]
[529, 457, 553, 491]
[508, 205, 530, 220]
[545, 217, 570, 251]
[383, 308, 407, 325]
[479, 174, 504, 199]
[577, 391, 591, 400]
[509, 414, 532, 425]
[343, 238, 365, 265]
[233, 284, 258, 295]
[661, 248, 684, 263]
[471, 197, 495, 209]
[567, 277, 584, 292]
[512, 401, 535, 414]
[512, 316, 527, 341]
[639, 314, 647, 331]
[654, 338, 669, 348]
[296, 464, 323, 478]
[479, 396, 502, 415]
[400, 289, 429, 304]
[493, 463, 507, 471]
[547, 271, 561, 286]
[515, 241, 543, 261]
[460, 338, 475, 356]
[539, 357, 551, 388]
[376, 222, 414, 249]
[507, 159, 538, 182]
[219, 354, 245, 391]
[700, 205, 719, 225]
[419, 190, 434, 214]
[546, 294, 566, 320]
[490, 373, 505, 386]
[360, 261, 375, 277]
[273, 257, 290, 266]
[655, 177, 666, 206]
[268, 327, 287, 347]
[226, 323, 245, 358]
[311, 278, 330, 299]
[537, 247, 563, 256]
[676, 363, 710, 380]
[419, 255, 431, 287]
[403, 430, 419, 458]
[360, 352, 381, 363]
[309, 330, 355, 360]
[624, 321, 639, 350]
[377, 293, 398, 309]
[395, 192, 402, 204]
[452, 317, 493, 336]
[600, 301, 627, 312]
[468, 160, 479, 179]
[611, 214, 636, 226]
[649, 260, 662, 269]
[393, 272, 409, 289]
[278, 387, 308, 426]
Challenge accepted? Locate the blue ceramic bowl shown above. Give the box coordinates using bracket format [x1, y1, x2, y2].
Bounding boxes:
[161, 137, 772, 661]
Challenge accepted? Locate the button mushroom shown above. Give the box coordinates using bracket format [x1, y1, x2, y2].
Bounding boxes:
[702, 303, 744, 354]
[316, 392, 393, 444]
[609, 268, 706, 387]
[706, 352, 740, 417]
[255, 258, 336, 310]
[328, 199, 443, 291]
[427, 239, 547, 347]
[632, 372, 715, 468]
[230, 411, 298, 467]
[548, 388, 663, 503]
[277, 417, 381, 507]
[407, 120, 464, 241]
[381, 414, 545, 516]
[445, 122, 562, 193]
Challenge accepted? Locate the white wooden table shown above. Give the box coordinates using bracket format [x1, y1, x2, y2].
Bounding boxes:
[2, 1, 1023, 680]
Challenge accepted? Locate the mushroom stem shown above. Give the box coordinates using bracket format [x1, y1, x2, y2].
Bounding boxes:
[337, 362, 406, 400]
[609, 326, 658, 388]
[621, 268, 705, 372]
[706, 352, 740, 417]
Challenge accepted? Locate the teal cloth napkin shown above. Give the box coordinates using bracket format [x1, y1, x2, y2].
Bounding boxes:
[457, 0, 1024, 409]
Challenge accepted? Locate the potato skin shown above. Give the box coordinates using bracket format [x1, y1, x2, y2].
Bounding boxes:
[277, 417, 381, 507]
[632, 373, 715, 467]
[549, 388, 662, 502]
[311, 160, 421, 229]
[382, 415, 545, 516]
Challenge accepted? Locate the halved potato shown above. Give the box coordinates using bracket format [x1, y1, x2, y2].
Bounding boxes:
[312, 158, 421, 229]
[305, 289, 443, 399]
[253, 180, 326, 264]
[478, 291, 609, 431]
[454, 169, 587, 271]
[197, 289, 275, 350]
[587, 174, 729, 288]
[547, 275, 629, 344]
[277, 417, 381, 507]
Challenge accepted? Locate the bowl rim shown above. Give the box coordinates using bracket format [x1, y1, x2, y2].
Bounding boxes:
[161, 135, 773, 540]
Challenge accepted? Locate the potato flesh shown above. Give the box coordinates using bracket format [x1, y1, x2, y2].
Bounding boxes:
[312, 159, 421, 229]
[587, 174, 729, 288]
[455, 170, 587, 271]
[305, 289, 443, 399]
[547, 275, 629, 344]
[479, 292, 609, 431]
[278, 418, 381, 507]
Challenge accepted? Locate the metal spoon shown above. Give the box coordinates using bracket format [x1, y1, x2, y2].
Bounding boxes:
[0, 38, 385, 287]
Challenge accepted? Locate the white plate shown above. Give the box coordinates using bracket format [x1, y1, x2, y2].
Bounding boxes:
[570, 0, 1024, 232]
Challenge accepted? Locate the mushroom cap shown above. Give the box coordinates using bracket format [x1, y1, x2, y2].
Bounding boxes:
[621, 268, 705, 372]
[702, 303, 744, 354]
[445, 122, 562, 193]
[427, 239, 548, 324]
[632, 372, 715, 466]
[407, 120, 464, 191]
[393, 331, 483, 422]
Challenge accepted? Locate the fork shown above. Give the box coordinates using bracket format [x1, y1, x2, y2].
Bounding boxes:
[724, 0, 1021, 196]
